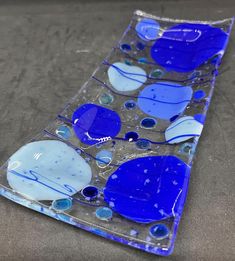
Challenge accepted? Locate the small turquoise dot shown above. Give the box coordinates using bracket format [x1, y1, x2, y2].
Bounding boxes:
[149, 69, 164, 79]
[52, 198, 73, 211]
[178, 142, 195, 155]
[124, 100, 136, 110]
[55, 125, 71, 140]
[149, 224, 170, 240]
[124, 59, 132, 65]
[138, 57, 148, 64]
[140, 118, 157, 128]
[136, 139, 151, 150]
[98, 93, 114, 105]
[95, 207, 113, 221]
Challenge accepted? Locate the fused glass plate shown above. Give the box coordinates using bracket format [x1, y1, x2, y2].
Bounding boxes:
[0, 10, 233, 256]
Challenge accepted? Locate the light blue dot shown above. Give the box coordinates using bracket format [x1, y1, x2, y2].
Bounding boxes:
[95, 207, 113, 221]
[135, 18, 160, 41]
[52, 198, 73, 211]
[55, 125, 71, 140]
[96, 150, 113, 167]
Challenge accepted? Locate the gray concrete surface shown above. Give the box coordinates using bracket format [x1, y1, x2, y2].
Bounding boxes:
[0, 1, 234, 260]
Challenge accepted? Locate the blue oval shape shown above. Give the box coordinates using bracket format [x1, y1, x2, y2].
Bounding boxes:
[104, 156, 190, 223]
[135, 18, 160, 41]
[149, 224, 170, 240]
[137, 82, 192, 120]
[72, 104, 121, 145]
[52, 198, 73, 211]
[151, 23, 228, 72]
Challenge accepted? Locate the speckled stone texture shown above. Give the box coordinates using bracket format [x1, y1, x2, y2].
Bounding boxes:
[0, 1, 234, 260]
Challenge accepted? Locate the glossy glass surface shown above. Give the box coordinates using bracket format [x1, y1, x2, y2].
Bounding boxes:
[0, 10, 233, 256]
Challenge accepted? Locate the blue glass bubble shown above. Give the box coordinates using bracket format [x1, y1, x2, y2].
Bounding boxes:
[55, 125, 71, 140]
[149, 68, 164, 79]
[189, 70, 201, 80]
[135, 18, 160, 41]
[130, 229, 139, 237]
[108, 62, 147, 92]
[98, 93, 114, 105]
[136, 139, 151, 150]
[96, 150, 113, 167]
[120, 43, 131, 52]
[165, 116, 203, 144]
[149, 224, 170, 240]
[193, 90, 206, 100]
[125, 131, 139, 142]
[124, 59, 132, 65]
[178, 142, 195, 156]
[138, 57, 148, 64]
[194, 113, 206, 124]
[81, 186, 99, 200]
[95, 207, 113, 221]
[136, 42, 145, 50]
[151, 23, 228, 72]
[137, 82, 193, 120]
[104, 156, 190, 223]
[124, 100, 136, 110]
[140, 118, 157, 128]
[72, 104, 121, 145]
[7, 140, 92, 201]
[52, 198, 72, 211]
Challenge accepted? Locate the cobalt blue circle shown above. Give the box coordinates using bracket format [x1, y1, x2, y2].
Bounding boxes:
[81, 186, 99, 200]
[72, 104, 121, 145]
[120, 43, 131, 52]
[140, 118, 157, 128]
[135, 18, 160, 41]
[125, 131, 139, 142]
[149, 224, 170, 240]
[193, 90, 206, 100]
[124, 100, 136, 110]
[151, 23, 228, 72]
[137, 82, 192, 120]
[136, 42, 145, 50]
[104, 156, 190, 223]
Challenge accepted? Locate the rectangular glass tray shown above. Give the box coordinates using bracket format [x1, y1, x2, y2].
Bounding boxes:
[0, 10, 233, 256]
